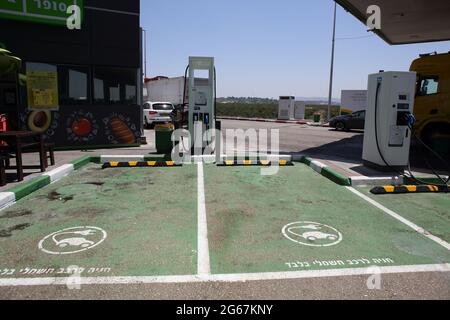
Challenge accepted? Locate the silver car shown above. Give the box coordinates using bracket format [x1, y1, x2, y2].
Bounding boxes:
[143, 101, 174, 129]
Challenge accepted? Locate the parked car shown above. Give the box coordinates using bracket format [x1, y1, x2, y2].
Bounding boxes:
[329, 110, 366, 131]
[143, 102, 174, 129]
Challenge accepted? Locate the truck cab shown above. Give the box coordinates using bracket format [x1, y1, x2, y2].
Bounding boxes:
[410, 52, 450, 153]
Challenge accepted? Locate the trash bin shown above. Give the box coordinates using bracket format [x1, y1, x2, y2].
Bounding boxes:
[313, 113, 321, 123]
[155, 124, 174, 154]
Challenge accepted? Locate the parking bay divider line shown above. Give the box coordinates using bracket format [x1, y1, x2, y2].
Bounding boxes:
[197, 161, 211, 275]
[0, 263, 449, 287]
[346, 186, 450, 251]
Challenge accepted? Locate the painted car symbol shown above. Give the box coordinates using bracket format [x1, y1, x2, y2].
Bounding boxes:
[282, 222, 343, 247]
[39, 226, 107, 255]
[56, 238, 95, 248]
[293, 230, 338, 242]
[52, 230, 97, 248]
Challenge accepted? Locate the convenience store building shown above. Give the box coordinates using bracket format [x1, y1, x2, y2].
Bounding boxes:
[0, 0, 143, 149]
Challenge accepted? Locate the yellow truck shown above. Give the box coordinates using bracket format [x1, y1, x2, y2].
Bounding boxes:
[410, 52, 450, 153]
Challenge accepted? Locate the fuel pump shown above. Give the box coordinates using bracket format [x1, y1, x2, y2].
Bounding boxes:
[186, 57, 216, 153]
[363, 71, 417, 172]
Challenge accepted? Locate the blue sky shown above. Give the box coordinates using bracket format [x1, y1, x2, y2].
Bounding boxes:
[140, 0, 450, 99]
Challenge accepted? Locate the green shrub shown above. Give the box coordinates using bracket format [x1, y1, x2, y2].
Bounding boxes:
[216, 103, 278, 119]
[217, 103, 341, 120]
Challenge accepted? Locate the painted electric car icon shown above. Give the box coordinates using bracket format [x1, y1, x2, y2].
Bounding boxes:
[293, 230, 339, 242]
[39, 226, 107, 255]
[53, 230, 97, 248]
[282, 222, 343, 247]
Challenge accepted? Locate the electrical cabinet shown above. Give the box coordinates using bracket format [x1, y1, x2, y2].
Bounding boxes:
[278, 96, 295, 120]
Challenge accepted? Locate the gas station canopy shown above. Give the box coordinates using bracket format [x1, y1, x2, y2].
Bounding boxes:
[335, 0, 450, 45]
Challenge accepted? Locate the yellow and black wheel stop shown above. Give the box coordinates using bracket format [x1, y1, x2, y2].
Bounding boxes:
[370, 184, 449, 195]
[217, 159, 294, 167]
[102, 161, 182, 169]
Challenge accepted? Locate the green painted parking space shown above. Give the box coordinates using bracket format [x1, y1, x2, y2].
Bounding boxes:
[1, 160, 449, 282]
[203, 164, 450, 274]
[0, 164, 197, 278]
[358, 187, 450, 243]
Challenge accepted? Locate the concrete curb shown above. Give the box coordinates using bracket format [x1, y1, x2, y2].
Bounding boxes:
[0, 192, 15, 210]
[300, 156, 352, 186]
[350, 176, 404, 187]
[349, 174, 449, 187]
[0, 156, 95, 209]
[300, 156, 448, 187]
[46, 164, 75, 182]
[70, 156, 92, 170]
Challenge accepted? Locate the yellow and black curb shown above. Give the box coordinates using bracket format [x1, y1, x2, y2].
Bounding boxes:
[102, 161, 182, 169]
[371, 185, 449, 195]
[217, 159, 294, 167]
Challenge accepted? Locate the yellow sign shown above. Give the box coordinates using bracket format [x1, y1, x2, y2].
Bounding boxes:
[26, 71, 59, 110]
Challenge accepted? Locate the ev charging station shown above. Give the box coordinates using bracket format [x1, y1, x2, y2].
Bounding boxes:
[363, 71, 417, 172]
[187, 56, 216, 152]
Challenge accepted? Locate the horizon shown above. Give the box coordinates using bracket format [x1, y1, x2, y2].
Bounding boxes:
[216, 96, 341, 103]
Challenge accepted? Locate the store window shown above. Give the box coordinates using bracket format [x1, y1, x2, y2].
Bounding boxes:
[25, 62, 59, 110]
[25, 63, 90, 108]
[58, 65, 89, 105]
[418, 77, 439, 96]
[94, 67, 137, 105]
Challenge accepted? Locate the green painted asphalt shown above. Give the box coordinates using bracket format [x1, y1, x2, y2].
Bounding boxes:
[0, 164, 197, 278]
[204, 164, 450, 274]
[0, 163, 449, 280]
[358, 187, 450, 243]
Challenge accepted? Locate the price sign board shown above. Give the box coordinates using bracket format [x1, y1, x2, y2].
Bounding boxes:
[0, 0, 83, 26]
[26, 70, 60, 111]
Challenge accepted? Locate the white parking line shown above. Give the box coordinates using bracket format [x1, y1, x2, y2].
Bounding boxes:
[197, 162, 211, 275]
[346, 187, 450, 251]
[0, 263, 448, 287]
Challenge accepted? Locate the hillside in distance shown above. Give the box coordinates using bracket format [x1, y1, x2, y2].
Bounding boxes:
[217, 97, 341, 104]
